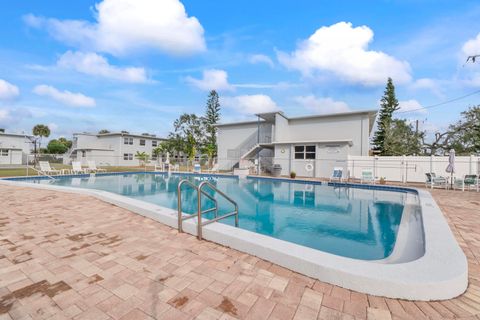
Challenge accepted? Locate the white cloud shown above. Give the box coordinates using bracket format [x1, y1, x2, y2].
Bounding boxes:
[248, 54, 274, 68]
[0, 79, 20, 100]
[277, 22, 412, 86]
[24, 0, 206, 56]
[0, 107, 32, 128]
[57, 51, 147, 83]
[294, 95, 350, 114]
[185, 69, 234, 91]
[398, 99, 427, 114]
[222, 94, 279, 115]
[461, 33, 480, 86]
[33, 85, 96, 108]
[410, 78, 444, 98]
[462, 32, 480, 57]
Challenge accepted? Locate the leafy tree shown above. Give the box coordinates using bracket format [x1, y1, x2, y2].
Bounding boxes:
[447, 106, 480, 155]
[58, 137, 72, 149]
[169, 113, 205, 163]
[98, 129, 110, 134]
[372, 78, 399, 155]
[383, 119, 424, 155]
[421, 106, 480, 155]
[203, 90, 221, 159]
[135, 151, 150, 167]
[46, 137, 73, 154]
[46, 140, 68, 154]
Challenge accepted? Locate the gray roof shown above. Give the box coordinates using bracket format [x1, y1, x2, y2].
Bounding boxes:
[74, 132, 165, 140]
[216, 109, 377, 127]
[0, 132, 34, 138]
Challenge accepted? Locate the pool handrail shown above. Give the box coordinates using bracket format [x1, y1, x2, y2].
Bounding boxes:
[198, 181, 239, 240]
[177, 179, 201, 232]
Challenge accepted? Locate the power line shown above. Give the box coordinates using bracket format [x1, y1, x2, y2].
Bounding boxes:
[396, 89, 480, 114]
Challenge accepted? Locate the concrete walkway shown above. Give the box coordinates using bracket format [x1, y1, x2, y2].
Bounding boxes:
[0, 185, 479, 320]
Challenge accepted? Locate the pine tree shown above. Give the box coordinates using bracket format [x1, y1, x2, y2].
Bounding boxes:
[204, 90, 221, 158]
[372, 78, 399, 155]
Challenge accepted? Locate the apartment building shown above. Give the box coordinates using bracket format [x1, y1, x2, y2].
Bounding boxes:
[69, 132, 165, 166]
[0, 132, 32, 165]
[217, 110, 377, 178]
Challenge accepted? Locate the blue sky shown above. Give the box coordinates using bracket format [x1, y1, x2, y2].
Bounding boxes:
[1, 0, 480, 139]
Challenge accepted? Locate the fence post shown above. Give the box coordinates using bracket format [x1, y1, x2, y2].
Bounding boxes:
[402, 155, 406, 184]
[374, 156, 378, 181]
[470, 155, 474, 175]
[430, 155, 433, 174]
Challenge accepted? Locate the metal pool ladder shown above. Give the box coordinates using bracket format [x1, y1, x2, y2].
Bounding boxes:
[177, 179, 239, 240]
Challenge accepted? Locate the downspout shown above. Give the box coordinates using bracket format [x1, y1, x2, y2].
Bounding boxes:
[257, 116, 260, 174]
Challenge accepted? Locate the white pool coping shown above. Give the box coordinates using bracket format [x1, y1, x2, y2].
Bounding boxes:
[0, 177, 468, 301]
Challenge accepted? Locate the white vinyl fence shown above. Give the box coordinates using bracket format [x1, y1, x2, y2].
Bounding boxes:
[348, 155, 479, 183]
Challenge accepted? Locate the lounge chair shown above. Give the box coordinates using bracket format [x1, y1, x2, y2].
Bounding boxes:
[329, 167, 344, 182]
[453, 175, 479, 192]
[205, 163, 219, 173]
[87, 160, 107, 173]
[425, 172, 448, 189]
[360, 169, 375, 184]
[193, 163, 201, 173]
[38, 161, 61, 175]
[71, 161, 87, 174]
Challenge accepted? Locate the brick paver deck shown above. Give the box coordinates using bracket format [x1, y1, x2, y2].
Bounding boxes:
[0, 185, 479, 320]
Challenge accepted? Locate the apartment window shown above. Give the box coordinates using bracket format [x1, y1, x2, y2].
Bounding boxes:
[152, 140, 158, 147]
[123, 153, 133, 160]
[294, 145, 316, 159]
[124, 137, 133, 145]
[139, 139, 146, 146]
[0, 149, 8, 157]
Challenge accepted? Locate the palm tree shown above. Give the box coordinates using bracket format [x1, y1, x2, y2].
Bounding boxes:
[32, 124, 50, 165]
[135, 151, 150, 167]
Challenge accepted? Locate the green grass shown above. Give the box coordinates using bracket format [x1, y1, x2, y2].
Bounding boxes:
[0, 164, 223, 178]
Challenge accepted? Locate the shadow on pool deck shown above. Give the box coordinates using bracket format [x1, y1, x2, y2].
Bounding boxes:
[0, 185, 479, 319]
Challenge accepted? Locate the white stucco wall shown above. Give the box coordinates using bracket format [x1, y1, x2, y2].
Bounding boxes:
[0, 134, 32, 165]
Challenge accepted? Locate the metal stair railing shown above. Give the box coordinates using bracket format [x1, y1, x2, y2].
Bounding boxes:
[28, 166, 56, 180]
[197, 181, 238, 240]
[177, 179, 219, 233]
[177, 179, 239, 240]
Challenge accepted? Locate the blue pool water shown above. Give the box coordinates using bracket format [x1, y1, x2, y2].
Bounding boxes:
[20, 173, 417, 260]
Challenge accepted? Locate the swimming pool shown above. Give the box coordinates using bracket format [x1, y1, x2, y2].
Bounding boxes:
[24, 172, 409, 260]
[3, 172, 467, 300]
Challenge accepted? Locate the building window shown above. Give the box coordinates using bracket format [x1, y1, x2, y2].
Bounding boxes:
[124, 137, 133, 145]
[139, 139, 146, 146]
[0, 149, 8, 157]
[81, 151, 86, 158]
[152, 140, 157, 147]
[123, 153, 133, 160]
[294, 145, 316, 159]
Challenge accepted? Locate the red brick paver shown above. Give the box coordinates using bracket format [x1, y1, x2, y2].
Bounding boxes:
[0, 185, 479, 319]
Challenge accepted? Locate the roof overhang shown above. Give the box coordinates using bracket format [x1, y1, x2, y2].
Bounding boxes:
[272, 139, 353, 146]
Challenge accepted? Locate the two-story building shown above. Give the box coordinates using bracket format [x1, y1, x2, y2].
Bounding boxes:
[0, 132, 33, 165]
[69, 132, 165, 166]
[216, 110, 377, 178]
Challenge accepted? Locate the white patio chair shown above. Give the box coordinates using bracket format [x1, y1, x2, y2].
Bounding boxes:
[425, 173, 448, 189]
[71, 161, 87, 174]
[329, 167, 344, 182]
[360, 169, 375, 184]
[453, 175, 479, 192]
[38, 161, 61, 175]
[87, 160, 107, 173]
[193, 163, 201, 173]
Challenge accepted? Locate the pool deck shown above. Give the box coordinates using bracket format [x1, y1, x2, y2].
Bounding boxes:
[0, 185, 479, 320]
